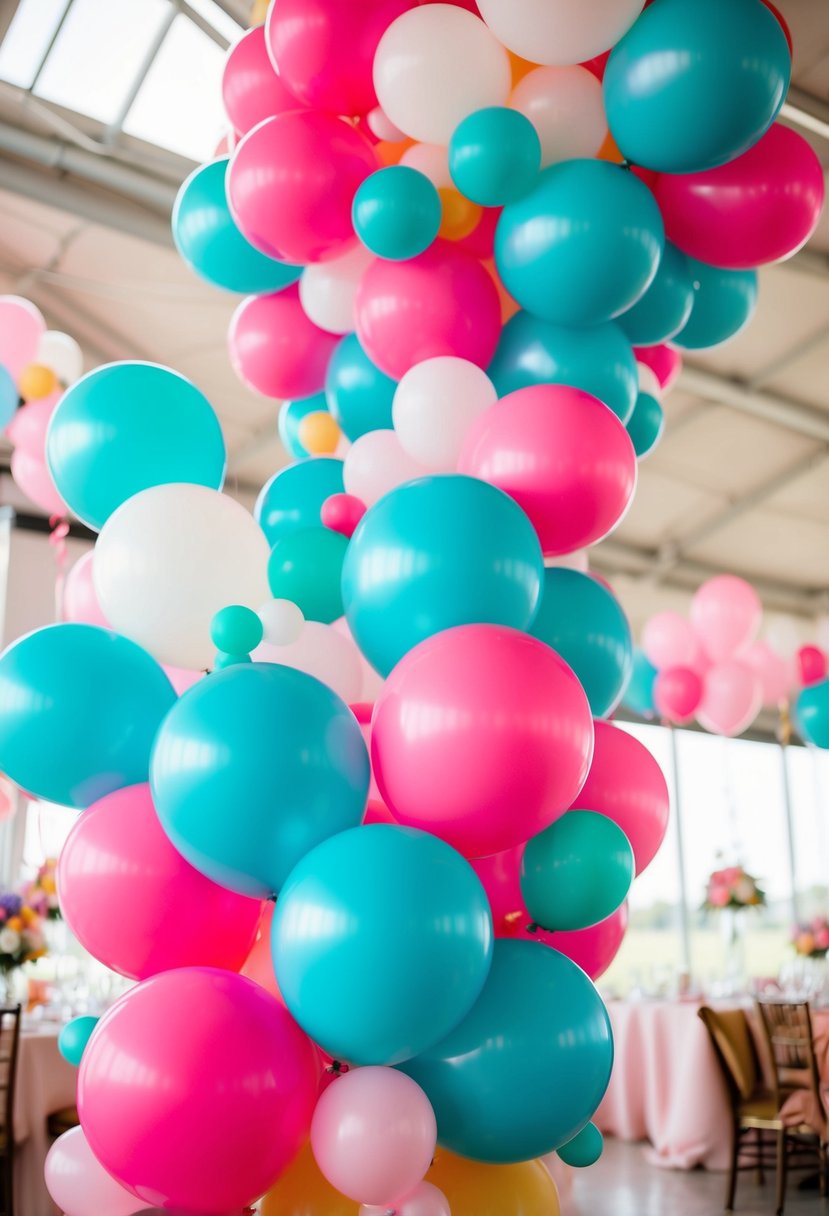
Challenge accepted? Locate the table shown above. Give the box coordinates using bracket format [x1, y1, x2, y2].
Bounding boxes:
[14, 1023, 78, 1216]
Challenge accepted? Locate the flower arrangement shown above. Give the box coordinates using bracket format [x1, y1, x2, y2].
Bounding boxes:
[704, 865, 766, 911]
[0, 892, 47, 973]
[791, 916, 829, 958]
[22, 858, 61, 920]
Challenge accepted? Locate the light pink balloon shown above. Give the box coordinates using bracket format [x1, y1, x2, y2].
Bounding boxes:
[62, 551, 109, 626]
[743, 638, 791, 706]
[11, 446, 68, 515]
[5, 388, 61, 453]
[0, 295, 45, 378]
[654, 665, 703, 725]
[361, 1181, 451, 1216]
[163, 664, 203, 695]
[45, 1126, 143, 1216]
[797, 644, 828, 689]
[633, 344, 682, 392]
[641, 611, 697, 670]
[229, 286, 339, 399]
[311, 1067, 436, 1206]
[690, 575, 762, 663]
[697, 661, 762, 737]
[222, 25, 301, 137]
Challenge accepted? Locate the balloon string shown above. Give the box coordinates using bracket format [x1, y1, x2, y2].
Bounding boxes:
[48, 515, 70, 621]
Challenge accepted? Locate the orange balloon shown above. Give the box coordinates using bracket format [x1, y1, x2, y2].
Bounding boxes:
[375, 137, 416, 167]
[483, 259, 520, 324]
[598, 130, 625, 165]
[298, 411, 341, 455]
[438, 189, 483, 242]
[261, 1143, 358, 1216]
[240, 903, 283, 1000]
[18, 363, 57, 401]
[427, 1151, 561, 1216]
[508, 51, 538, 86]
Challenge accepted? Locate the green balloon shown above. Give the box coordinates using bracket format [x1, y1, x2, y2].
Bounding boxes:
[58, 1015, 99, 1067]
[213, 651, 253, 670]
[521, 810, 634, 932]
[268, 527, 348, 624]
[558, 1122, 604, 1168]
[210, 604, 263, 655]
[626, 391, 664, 459]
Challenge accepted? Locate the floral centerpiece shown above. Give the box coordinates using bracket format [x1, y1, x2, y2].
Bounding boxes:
[22, 858, 61, 920]
[704, 865, 766, 911]
[0, 891, 47, 1003]
[791, 916, 829, 958]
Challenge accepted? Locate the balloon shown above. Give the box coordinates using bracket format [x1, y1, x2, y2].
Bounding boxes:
[45, 1127, 143, 1216]
[299, 410, 341, 455]
[374, 7, 511, 145]
[622, 648, 657, 718]
[372, 624, 592, 855]
[604, 0, 790, 173]
[617, 242, 693, 347]
[94, 484, 270, 671]
[326, 333, 397, 440]
[626, 391, 664, 458]
[509, 66, 606, 168]
[459, 384, 637, 557]
[477, 0, 643, 65]
[798, 645, 828, 689]
[5, 388, 61, 454]
[79, 968, 320, 1212]
[58, 1015, 98, 1067]
[36, 329, 83, 385]
[401, 939, 612, 1162]
[521, 811, 633, 932]
[0, 623, 174, 809]
[642, 611, 697, 670]
[258, 598, 305, 646]
[362, 1182, 449, 1216]
[392, 356, 496, 471]
[279, 394, 329, 458]
[353, 166, 442, 260]
[311, 1067, 436, 1204]
[321, 492, 366, 537]
[272, 824, 493, 1065]
[690, 575, 762, 663]
[343, 430, 429, 508]
[488, 311, 638, 423]
[675, 260, 760, 350]
[355, 242, 501, 379]
[256, 458, 345, 546]
[495, 161, 664, 327]
[634, 343, 682, 392]
[0, 295, 44, 378]
[557, 1123, 604, 1169]
[545, 905, 629, 981]
[11, 447, 67, 515]
[222, 25, 301, 135]
[0, 366, 18, 430]
[300, 246, 373, 335]
[426, 1152, 560, 1216]
[262, 1142, 358, 1216]
[654, 665, 703, 725]
[761, 0, 793, 54]
[742, 639, 791, 707]
[256, 620, 364, 704]
[267, 526, 348, 622]
[229, 286, 339, 399]
[62, 551, 108, 626]
[797, 678, 829, 749]
[698, 661, 763, 737]
[228, 111, 378, 264]
[448, 107, 540, 207]
[18, 361, 57, 401]
[211, 604, 263, 654]
[342, 476, 543, 677]
[400, 142, 452, 188]
[529, 568, 632, 719]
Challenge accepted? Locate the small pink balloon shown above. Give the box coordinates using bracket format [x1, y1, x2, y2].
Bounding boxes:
[222, 25, 301, 137]
[690, 574, 762, 664]
[633, 344, 682, 392]
[697, 661, 762, 737]
[311, 1067, 436, 1206]
[459, 383, 637, 557]
[742, 638, 791, 707]
[641, 611, 697, 670]
[5, 388, 61, 452]
[45, 1126, 143, 1216]
[354, 242, 501, 380]
[361, 1181, 451, 1216]
[654, 665, 703, 725]
[322, 491, 366, 537]
[0, 295, 45, 378]
[229, 285, 339, 399]
[797, 644, 828, 689]
[11, 446, 67, 515]
[62, 551, 109, 627]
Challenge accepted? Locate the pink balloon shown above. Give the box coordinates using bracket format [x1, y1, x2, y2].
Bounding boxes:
[311, 1067, 436, 1205]
[633, 344, 682, 392]
[11, 446, 67, 515]
[362, 1182, 451, 1216]
[241, 901, 282, 1000]
[654, 665, 703, 725]
[58, 783, 263, 980]
[45, 1127, 143, 1216]
[372, 624, 594, 857]
[690, 574, 762, 663]
[458, 384, 637, 557]
[322, 491, 366, 537]
[222, 25, 302, 137]
[470, 844, 524, 928]
[228, 110, 378, 264]
[453, 205, 500, 259]
[354, 243, 501, 380]
[79, 968, 320, 1212]
[797, 644, 828, 689]
[163, 664, 203, 695]
[742, 638, 791, 707]
[654, 125, 825, 270]
[641, 611, 697, 670]
[5, 388, 61, 452]
[544, 904, 629, 981]
[0, 295, 45, 378]
[697, 661, 762, 737]
[229, 286, 339, 399]
[62, 551, 109, 626]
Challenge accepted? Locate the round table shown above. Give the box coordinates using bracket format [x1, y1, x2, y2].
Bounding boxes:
[13, 1022, 78, 1216]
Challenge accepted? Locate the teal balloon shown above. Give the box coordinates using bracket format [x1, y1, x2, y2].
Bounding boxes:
[213, 651, 252, 670]
[0, 624, 175, 809]
[46, 362, 226, 530]
[342, 475, 543, 676]
[172, 158, 301, 293]
[58, 1015, 98, 1067]
[267, 526, 348, 623]
[449, 106, 541, 207]
[400, 939, 613, 1162]
[352, 166, 441, 261]
[617, 242, 693, 346]
[272, 824, 493, 1066]
[604, 0, 790, 174]
[151, 663, 368, 898]
[0, 365, 17, 429]
[623, 648, 657, 717]
[626, 391, 664, 459]
[325, 334, 396, 440]
[488, 311, 637, 423]
[797, 678, 829, 749]
[210, 605, 263, 654]
[673, 259, 758, 350]
[495, 160, 664, 327]
[558, 1122, 604, 1169]
[530, 569, 632, 718]
[255, 457, 344, 546]
[521, 811, 634, 932]
[278, 393, 328, 459]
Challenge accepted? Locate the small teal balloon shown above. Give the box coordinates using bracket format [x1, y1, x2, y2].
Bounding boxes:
[255, 457, 344, 546]
[210, 605, 263, 655]
[0, 624, 175, 809]
[495, 160, 664, 327]
[0, 364, 17, 430]
[352, 166, 441, 261]
[267, 526, 348, 623]
[272, 824, 493, 1066]
[46, 362, 226, 530]
[623, 648, 657, 718]
[797, 677, 829, 749]
[530, 568, 632, 719]
[617, 242, 694, 347]
[400, 939, 613, 1162]
[213, 651, 253, 670]
[278, 393, 328, 459]
[558, 1122, 604, 1169]
[342, 475, 544, 677]
[673, 259, 758, 350]
[151, 663, 369, 898]
[325, 333, 396, 440]
[626, 391, 664, 459]
[449, 106, 541, 207]
[172, 158, 301, 294]
[604, 0, 790, 174]
[58, 1015, 98, 1067]
[488, 312, 637, 423]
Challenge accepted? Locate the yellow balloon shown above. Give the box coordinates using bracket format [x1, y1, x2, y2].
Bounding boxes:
[298, 410, 341, 456]
[427, 1150, 561, 1216]
[437, 189, 483, 242]
[18, 363, 57, 401]
[262, 1143, 358, 1216]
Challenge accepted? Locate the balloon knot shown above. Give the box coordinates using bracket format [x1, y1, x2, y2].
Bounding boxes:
[527, 922, 539, 935]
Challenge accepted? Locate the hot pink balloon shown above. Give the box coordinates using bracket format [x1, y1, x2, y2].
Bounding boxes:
[633, 344, 682, 392]
[690, 574, 762, 663]
[5, 388, 61, 454]
[0, 295, 45, 378]
[372, 624, 594, 857]
[228, 110, 378, 264]
[797, 644, 828, 689]
[545, 904, 629, 981]
[697, 661, 762, 737]
[229, 286, 339, 399]
[11, 446, 67, 515]
[641, 611, 697, 670]
[79, 967, 320, 1212]
[58, 783, 263, 980]
[45, 1127, 143, 1216]
[222, 25, 302, 136]
[62, 551, 109, 626]
[362, 1182, 451, 1216]
[742, 638, 791, 707]
[322, 491, 366, 537]
[654, 665, 703, 725]
[458, 384, 637, 557]
[470, 844, 525, 929]
[354, 242, 501, 380]
[654, 124, 825, 270]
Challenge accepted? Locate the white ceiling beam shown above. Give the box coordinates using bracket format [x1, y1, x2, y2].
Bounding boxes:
[679, 364, 829, 444]
[782, 87, 829, 142]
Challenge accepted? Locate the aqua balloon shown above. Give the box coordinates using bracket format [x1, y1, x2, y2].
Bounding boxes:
[213, 651, 252, 670]
[325, 333, 396, 441]
[617, 242, 693, 347]
[210, 605, 263, 654]
[59, 1015, 99, 1067]
[0, 624, 175, 809]
[172, 157, 301, 294]
[278, 393, 329, 459]
[797, 677, 829, 749]
[558, 1122, 604, 1169]
[400, 939, 613, 1162]
[623, 648, 657, 718]
[449, 106, 541, 207]
[604, 0, 790, 174]
[342, 475, 543, 677]
[0, 364, 17, 429]
[529, 569, 632, 719]
[272, 824, 493, 1066]
[151, 663, 368, 898]
[255, 457, 344, 546]
[673, 259, 758, 350]
[353, 166, 442, 261]
[495, 160, 664, 327]
[626, 391, 664, 459]
[46, 363, 226, 530]
[267, 526, 348, 623]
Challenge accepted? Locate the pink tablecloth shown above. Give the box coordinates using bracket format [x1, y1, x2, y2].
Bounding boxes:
[14, 1025, 78, 1216]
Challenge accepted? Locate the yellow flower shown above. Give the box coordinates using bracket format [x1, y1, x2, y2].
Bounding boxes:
[7, 917, 22, 933]
[40, 875, 56, 895]
[21, 907, 35, 926]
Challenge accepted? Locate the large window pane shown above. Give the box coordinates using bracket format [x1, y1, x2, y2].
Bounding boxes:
[0, 0, 70, 88]
[788, 742, 829, 919]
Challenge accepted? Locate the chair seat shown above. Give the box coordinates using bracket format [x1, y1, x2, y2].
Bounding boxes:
[47, 1105, 79, 1138]
[739, 1091, 783, 1125]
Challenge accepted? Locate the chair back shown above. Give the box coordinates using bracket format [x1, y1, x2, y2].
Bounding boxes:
[698, 1005, 760, 1108]
[755, 999, 824, 1112]
[0, 1005, 21, 1144]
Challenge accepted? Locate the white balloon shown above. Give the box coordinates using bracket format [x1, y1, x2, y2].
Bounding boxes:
[545, 549, 590, 573]
[343, 430, 429, 507]
[765, 616, 803, 661]
[332, 616, 384, 701]
[366, 106, 407, 143]
[510, 66, 607, 167]
[94, 484, 270, 671]
[45, 1127, 143, 1216]
[399, 142, 452, 188]
[258, 598, 305, 646]
[36, 330, 84, 385]
[299, 245, 373, 335]
[255, 620, 362, 704]
[817, 616, 829, 654]
[374, 5, 511, 145]
[477, 0, 645, 67]
[637, 362, 662, 398]
[392, 357, 496, 471]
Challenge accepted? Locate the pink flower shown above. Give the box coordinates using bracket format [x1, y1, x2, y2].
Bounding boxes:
[710, 886, 730, 908]
[815, 929, 829, 951]
[722, 867, 742, 885]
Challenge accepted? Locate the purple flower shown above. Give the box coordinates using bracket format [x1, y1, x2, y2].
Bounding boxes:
[0, 893, 22, 916]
